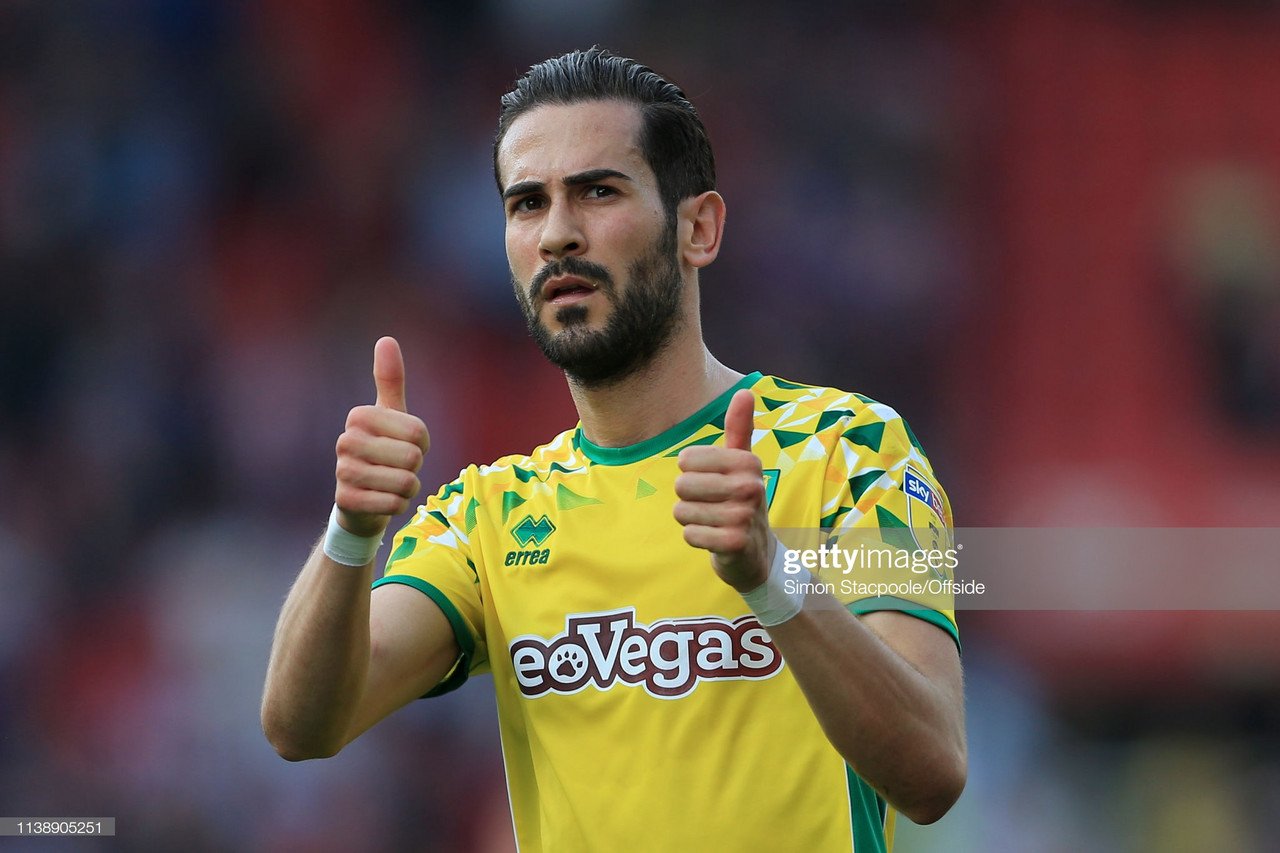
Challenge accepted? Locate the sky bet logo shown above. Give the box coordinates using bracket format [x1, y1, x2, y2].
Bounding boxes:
[507, 514, 555, 567]
[904, 468, 945, 520]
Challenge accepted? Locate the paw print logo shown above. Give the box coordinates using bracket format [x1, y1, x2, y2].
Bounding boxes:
[551, 646, 588, 682]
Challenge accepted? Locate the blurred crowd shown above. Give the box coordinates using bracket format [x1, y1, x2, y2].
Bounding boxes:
[2, 1, 1279, 850]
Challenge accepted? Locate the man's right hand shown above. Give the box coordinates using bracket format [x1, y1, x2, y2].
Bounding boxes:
[333, 336, 431, 538]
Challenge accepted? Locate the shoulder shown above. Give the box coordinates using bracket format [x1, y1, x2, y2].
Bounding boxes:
[409, 426, 584, 531]
[753, 375, 947, 525]
[429, 426, 587, 496]
[753, 374, 929, 456]
[751, 377, 959, 540]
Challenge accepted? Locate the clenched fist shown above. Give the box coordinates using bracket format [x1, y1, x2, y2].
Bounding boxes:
[333, 336, 431, 538]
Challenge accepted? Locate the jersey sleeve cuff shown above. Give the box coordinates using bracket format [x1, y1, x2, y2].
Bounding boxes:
[847, 596, 961, 653]
[372, 575, 477, 697]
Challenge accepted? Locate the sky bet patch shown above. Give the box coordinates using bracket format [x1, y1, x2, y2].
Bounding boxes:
[904, 466, 948, 553]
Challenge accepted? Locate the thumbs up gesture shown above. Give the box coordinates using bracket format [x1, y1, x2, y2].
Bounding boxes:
[334, 337, 432, 538]
[674, 389, 774, 593]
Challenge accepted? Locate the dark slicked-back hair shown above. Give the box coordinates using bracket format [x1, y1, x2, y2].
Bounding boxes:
[494, 47, 716, 215]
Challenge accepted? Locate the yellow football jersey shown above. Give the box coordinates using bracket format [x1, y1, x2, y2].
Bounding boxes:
[376, 372, 958, 852]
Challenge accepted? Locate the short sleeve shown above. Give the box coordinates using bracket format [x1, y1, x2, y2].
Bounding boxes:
[816, 409, 960, 650]
[372, 470, 489, 696]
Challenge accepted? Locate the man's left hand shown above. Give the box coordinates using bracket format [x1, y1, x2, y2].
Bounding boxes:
[674, 388, 775, 593]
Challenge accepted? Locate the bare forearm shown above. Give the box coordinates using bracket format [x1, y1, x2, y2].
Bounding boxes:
[765, 601, 966, 824]
[671, 393, 965, 821]
[261, 541, 375, 760]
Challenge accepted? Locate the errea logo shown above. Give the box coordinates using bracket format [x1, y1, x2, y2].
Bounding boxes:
[507, 514, 555, 567]
[512, 514, 555, 547]
[509, 608, 782, 699]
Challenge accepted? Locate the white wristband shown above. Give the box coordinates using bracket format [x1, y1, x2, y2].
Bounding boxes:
[323, 505, 384, 567]
[741, 542, 807, 627]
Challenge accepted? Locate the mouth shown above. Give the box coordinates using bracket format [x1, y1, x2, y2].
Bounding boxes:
[541, 275, 599, 305]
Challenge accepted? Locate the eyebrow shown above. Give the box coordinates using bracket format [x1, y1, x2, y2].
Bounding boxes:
[501, 168, 634, 202]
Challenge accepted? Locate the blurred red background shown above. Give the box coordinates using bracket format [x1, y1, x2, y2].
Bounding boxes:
[2, 1, 1278, 850]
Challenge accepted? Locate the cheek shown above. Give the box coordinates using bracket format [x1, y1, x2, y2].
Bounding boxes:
[587, 222, 636, 272]
[505, 231, 536, 282]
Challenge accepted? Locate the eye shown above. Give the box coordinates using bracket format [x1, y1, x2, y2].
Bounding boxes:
[585, 185, 616, 199]
[509, 195, 544, 216]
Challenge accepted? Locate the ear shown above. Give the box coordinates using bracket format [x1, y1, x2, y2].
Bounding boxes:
[679, 191, 726, 269]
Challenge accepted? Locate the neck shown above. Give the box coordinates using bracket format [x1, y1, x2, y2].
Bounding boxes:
[568, 326, 743, 449]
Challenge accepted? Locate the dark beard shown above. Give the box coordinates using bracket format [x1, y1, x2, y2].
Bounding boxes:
[515, 221, 683, 388]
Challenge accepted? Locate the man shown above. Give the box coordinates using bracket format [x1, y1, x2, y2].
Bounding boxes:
[262, 48, 965, 852]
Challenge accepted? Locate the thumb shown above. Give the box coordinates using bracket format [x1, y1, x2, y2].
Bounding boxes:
[723, 388, 756, 452]
[372, 336, 407, 412]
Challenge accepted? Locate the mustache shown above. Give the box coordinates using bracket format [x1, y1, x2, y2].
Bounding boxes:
[529, 256, 615, 304]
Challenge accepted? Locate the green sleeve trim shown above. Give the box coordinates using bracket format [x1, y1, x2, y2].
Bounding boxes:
[372, 575, 476, 697]
[846, 766, 889, 853]
[576, 372, 763, 465]
[847, 596, 961, 653]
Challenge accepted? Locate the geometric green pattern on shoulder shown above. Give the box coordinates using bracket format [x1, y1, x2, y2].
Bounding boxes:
[874, 505, 916, 552]
[849, 469, 885, 503]
[874, 504, 907, 529]
[815, 409, 856, 433]
[820, 505, 851, 529]
[635, 479, 657, 499]
[772, 429, 810, 449]
[843, 422, 886, 452]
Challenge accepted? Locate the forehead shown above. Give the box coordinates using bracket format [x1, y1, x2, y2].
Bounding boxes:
[497, 100, 652, 189]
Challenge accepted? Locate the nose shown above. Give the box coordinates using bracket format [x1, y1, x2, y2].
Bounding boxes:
[538, 201, 586, 261]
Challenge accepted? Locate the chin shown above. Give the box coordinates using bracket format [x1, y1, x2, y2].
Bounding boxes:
[549, 303, 596, 329]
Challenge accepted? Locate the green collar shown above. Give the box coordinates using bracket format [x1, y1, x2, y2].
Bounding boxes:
[574, 372, 763, 466]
